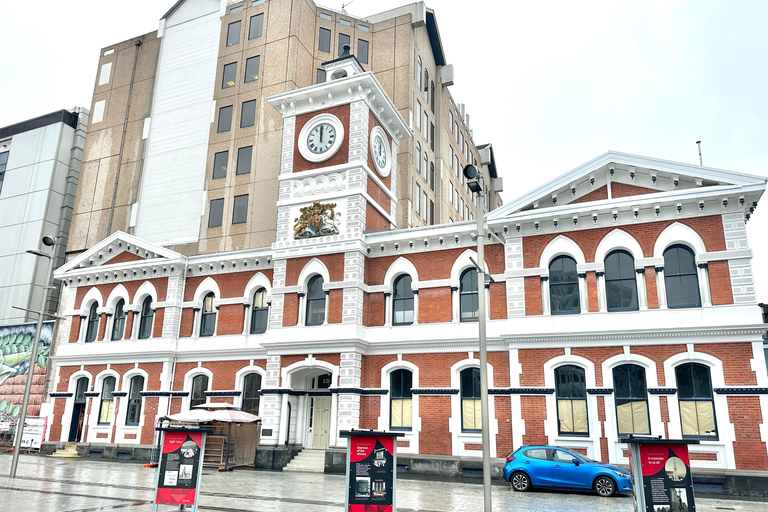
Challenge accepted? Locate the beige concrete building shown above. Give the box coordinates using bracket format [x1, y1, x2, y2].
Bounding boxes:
[68, 0, 501, 259]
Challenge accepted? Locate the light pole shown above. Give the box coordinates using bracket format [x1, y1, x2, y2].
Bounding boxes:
[9, 235, 58, 478]
[464, 164, 492, 511]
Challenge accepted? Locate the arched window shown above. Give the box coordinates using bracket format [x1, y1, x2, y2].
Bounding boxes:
[555, 365, 588, 435]
[392, 275, 414, 326]
[190, 375, 209, 410]
[75, 377, 88, 401]
[250, 288, 268, 334]
[137, 297, 154, 339]
[549, 256, 580, 314]
[306, 276, 325, 326]
[664, 245, 701, 308]
[675, 363, 717, 438]
[460, 367, 481, 432]
[85, 302, 99, 342]
[125, 375, 144, 426]
[98, 376, 116, 424]
[459, 268, 479, 322]
[612, 364, 649, 435]
[111, 299, 126, 341]
[605, 250, 638, 312]
[200, 293, 216, 337]
[242, 373, 262, 415]
[390, 369, 412, 430]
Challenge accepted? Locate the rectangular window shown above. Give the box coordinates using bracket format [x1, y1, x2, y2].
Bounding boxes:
[222, 62, 237, 89]
[338, 33, 350, 55]
[460, 132, 464, 152]
[340, 18, 351, 26]
[226, 21, 241, 47]
[465, 205, 469, 220]
[244, 55, 260, 82]
[449, 182, 454, 205]
[125, 376, 144, 426]
[208, 198, 224, 228]
[449, 110, 453, 130]
[236, 146, 252, 175]
[422, 192, 427, 222]
[253, 0, 265, 5]
[318, 28, 331, 52]
[429, 199, 434, 225]
[455, 191, 459, 210]
[249, 13, 264, 39]
[415, 183, 421, 214]
[316, 68, 326, 84]
[430, 82, 435, 112]
[217, 105, 233, 133]
[430, 122, 435, 151]
[320, 12, 332, 20]
[98, 378, 115, 425]
[212, 151, 228, 179]
[416, 101, 421, 130]
[422, 110, 428, 138]
[240, 99, 256, 128]
[461, 198, 465, 219]
[233, 194, 249, 224]
[449, 146, 453, 169]
[390, 371, 412, 429]
[230, 5, 243, 13]
[455, 122, 459, 142]
[0, 151, 8, 196]
[358, 39, 369, 64]
[455, 155, 460, 176]
[358, 24, 369, 31]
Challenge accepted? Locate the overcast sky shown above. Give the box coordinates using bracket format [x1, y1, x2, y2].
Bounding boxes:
[2, 0, 767, 303]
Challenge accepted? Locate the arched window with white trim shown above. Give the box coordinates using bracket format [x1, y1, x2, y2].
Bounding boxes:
[306, 275, 325, 326]
[125, 375, 144, 426]
[190, 375, 209, 410]
[390, 369, 412, 430]
[200, 293, 216, 336]
[460, 367, 481, 432]
[85, 302, 99, 342]
[138, 297, 154, 339]
[242, 373, 261, 414]
[459, 268, 479, 322]
[555, 365, 588, 435]
[664, 245, 701, 308]
[675, 363, 717, 439]
[111, 299, 126, 341]
[98, 376, 116, 424]
[550, 256, 580, 314]
[612, 364, 649, 435]
[250, 289, 268, 334]
[393, 275, 414, 326]
[605, 250, 638, 312]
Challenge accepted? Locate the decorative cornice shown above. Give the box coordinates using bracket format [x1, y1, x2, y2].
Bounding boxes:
[110, 392, 127, 397]
[587, 388, 614, 395]
[411, 388, 459, 395]
[83, 392, 100, 397]
[204, 391, 242, 397]
[171, 391, 189, 397]
[713, 387, 768, 395]
[508, 388, 555, 395]
[49, 392, 73, 398]
[506, 325, 768, 344]
[140, 391, 172, 397]
[648, 388, 677, 395]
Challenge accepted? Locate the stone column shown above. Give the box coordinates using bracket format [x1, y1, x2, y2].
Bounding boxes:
[336, 353, 362, 447]
[162, 273, 185, 338]
[259, 355, 283, 446]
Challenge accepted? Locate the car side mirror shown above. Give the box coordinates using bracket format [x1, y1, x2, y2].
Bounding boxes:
[572, 458, 580, 466]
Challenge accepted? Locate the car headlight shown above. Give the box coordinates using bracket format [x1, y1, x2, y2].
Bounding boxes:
[612, 470, 629, 478]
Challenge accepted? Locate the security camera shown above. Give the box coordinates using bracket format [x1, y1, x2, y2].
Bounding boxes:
[42, 236, 56, 247]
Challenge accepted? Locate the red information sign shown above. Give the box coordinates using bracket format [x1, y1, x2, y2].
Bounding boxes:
[155, 430, 204, 506]
[347, 434, 396, 512]
[637, 443, 696, 511]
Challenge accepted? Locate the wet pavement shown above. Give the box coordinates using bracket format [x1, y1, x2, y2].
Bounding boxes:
[0, 453, 765, 511]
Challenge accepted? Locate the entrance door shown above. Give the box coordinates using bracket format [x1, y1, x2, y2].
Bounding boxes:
[311, 397, 332, 449]
[68, 403, 85, 442]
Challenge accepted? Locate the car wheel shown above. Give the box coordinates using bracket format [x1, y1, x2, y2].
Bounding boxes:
[510, 471, 531, 492]
[594, 476, 616, 497]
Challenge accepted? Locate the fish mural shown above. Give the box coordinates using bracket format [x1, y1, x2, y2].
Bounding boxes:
[0, 322, 53, 421]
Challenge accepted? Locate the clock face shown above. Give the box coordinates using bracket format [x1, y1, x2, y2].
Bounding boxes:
[373, 134, 387, 169]
[307, 123, 336, 154]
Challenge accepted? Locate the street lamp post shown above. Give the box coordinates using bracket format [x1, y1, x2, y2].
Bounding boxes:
[9, 236, 57, 479]
[464, 164, 492, 511]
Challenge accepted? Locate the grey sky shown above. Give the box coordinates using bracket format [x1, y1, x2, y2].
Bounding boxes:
[2, 0, 766, 302]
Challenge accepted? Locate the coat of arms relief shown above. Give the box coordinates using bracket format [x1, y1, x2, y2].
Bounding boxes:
[293, 201, 340, 239]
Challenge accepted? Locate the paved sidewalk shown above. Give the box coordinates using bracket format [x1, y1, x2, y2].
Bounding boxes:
[0, 454, 764, 511]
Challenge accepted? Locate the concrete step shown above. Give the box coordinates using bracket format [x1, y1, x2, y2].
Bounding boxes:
[51, 442, 80, 458]
[283, 449, 325, 473]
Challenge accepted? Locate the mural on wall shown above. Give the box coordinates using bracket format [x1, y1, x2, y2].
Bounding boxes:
[0, 322, 53, 421]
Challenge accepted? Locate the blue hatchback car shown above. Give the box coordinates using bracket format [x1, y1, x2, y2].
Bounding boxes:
[502, 446, 632, 497]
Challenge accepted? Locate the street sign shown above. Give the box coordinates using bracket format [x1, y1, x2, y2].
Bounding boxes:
[20, 417, 47, 450]
[340, 430, 404, 512]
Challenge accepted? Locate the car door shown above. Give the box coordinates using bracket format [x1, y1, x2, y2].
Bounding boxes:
[521, 448, 554, 486]
[551, 449, 590, 489]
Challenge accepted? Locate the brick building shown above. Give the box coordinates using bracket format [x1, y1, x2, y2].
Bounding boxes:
[42, 0, 768, 475]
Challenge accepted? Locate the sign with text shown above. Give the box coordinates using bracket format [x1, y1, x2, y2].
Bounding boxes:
[346, 434, 396, 512]
[637, 443, 696, 512]
[20, 417, 47, 449]
[154, 430, 205, 507]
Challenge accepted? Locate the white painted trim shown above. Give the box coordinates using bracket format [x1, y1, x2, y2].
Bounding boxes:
[594, 229, 644, 263]
[539, 235, 587, 267]
[653, 222, 707, 259]
[377, 359, 421, 453]
[449, 357, 498, 457]
[182, 367, 213, 412]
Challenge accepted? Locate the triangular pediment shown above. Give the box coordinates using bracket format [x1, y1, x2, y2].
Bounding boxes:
[55, 231, 184, 277]
[488, 150, 767, 221]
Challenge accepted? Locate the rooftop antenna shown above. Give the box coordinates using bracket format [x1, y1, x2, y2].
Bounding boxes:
[696, 140, 703, 166]
[341, 0, 354, 14]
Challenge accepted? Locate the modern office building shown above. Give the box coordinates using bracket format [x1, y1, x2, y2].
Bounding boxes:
[66, 0, 501, 263]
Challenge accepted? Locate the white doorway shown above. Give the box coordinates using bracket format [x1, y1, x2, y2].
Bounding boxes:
[311, 396, 332, 449]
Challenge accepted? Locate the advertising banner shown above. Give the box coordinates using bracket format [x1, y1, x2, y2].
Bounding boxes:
[347, 434, 396, 512]
[20, 417, 47, 449]
[155, 430, 204, 506]
[638, 443, 696, 512]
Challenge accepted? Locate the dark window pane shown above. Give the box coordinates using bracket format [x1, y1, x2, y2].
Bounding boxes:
[208, 198, 224, 228]
[461, 368, 480, 399]
[664, 245, 700, 308]
[226, 21, 241, 46]
[317, 68, 326, 84]
[75, 378, 88, 401]
[190, 375, 209, 409]
[217, 105, 233, 133]
[244, 55, 260, 82]
[236, 146, 252, 175]
[222, 62, 237, 89]
[550, 256, 580, 314]
[86, 303, 99, 342]
[430, 81, 435, 112]
[240, 99, 256, 128]
[339, 33, 350, 55]
[393, 275, 414, 325]
[460, 269, 479, 322]
[212, 151, 228, 179]
[126, 376, 144, 425]
[306, 276, 325, 326]
[249, 13, 263, 39]
[318, 28, 331, 52]
[111, 299, 126, 341]
[242, 373, 261, 414]
[675, 364, 694, 398]
[138, 297, 154, 339]
[232, 194, 248, 224]
[357, 39, 369, 63]
[200, 293, 216, 337]
[251, 289, 268, 334]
